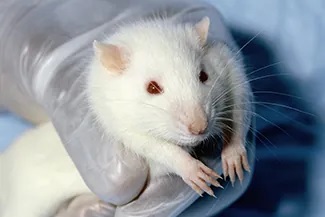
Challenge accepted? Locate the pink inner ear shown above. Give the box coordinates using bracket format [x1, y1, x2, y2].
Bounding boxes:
[93, 41, 127, 74]
[195, 16, 210, 46]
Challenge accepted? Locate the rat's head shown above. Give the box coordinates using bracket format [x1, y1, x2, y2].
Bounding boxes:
[88, 17, 232, 146]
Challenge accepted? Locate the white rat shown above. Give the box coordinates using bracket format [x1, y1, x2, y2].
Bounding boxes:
[0, 16, 252, 217]
[87, 16, 251, 194]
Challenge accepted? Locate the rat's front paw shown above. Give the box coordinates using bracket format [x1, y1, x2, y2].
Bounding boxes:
[221, 143, 250, 186]
[180, 159, 223, 197]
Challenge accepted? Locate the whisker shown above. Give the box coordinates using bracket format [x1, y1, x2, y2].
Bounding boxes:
[212, 73, 292, 107]
[244, 61, 283, 78]
[215, 117, 276, 147]
[235, 31, 262, 57]
[228, 105, 303, 130]
[215, 100, 315, 118]
[256, 104, 313, 128]
[251, 101, 315, 117]
[213, 108, 293, 140]
[251, 91, 307, 101]
[210, 61, 283, 106]
[215, 119, 280, 161]
[207, 31, 262, 98]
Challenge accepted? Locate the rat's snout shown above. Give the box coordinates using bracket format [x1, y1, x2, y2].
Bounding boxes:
[179, 105, 208, 135]
[188, 120, 208, 135]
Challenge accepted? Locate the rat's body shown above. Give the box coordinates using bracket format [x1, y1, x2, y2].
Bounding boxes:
[0, 123, 94, 217]
[0, 16, 252, 217]
[87, 17, 251, 191]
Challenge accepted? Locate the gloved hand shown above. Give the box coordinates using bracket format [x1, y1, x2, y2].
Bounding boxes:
[0, 0, 150, 205]
[0, 0, 255, 216]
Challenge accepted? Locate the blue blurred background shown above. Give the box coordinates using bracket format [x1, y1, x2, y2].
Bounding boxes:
[1, 0, 324, 216]
[209, 1, 325, 217]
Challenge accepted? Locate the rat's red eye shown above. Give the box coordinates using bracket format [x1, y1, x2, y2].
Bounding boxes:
[199, 70, 208, 83]
[147, 81, 163, 95]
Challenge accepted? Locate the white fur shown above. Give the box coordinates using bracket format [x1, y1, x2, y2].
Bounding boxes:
[86, 18, 249, 178]
[0, 123, 91, 217]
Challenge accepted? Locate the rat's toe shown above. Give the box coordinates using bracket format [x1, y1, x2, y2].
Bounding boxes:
[228, 164, 236, 186]
[242, 154, 250, 172]
[235, 160, 244, 182]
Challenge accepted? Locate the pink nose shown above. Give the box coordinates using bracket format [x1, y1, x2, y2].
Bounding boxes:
[188, 120, 208, 135]
[178, 104, 208, 135]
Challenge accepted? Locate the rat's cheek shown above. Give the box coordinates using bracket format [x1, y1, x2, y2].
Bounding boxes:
[203, 100, 212, 115]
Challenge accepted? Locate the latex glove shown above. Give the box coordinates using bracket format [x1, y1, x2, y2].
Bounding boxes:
[0, 0, 149, 205]
[0, 0, 256, 216]
[54, 125, 255, 217]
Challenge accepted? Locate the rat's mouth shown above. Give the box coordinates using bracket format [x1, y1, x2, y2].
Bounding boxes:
[175, 132, 210, 146]
[175, 114, 222, 146]
[172, 119, 217, 146]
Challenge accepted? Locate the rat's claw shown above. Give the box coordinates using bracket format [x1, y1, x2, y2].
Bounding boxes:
[228, 164, 236, 186]
[242, 153, 251, 172]
[221, 143, 249, 187]
[211, 179, 224, 189]
[222, 159, 228, 179]
[235, 159, 244, 183]
[186, 180, 203, 196]
[198, 171, 223, 189]
[198, 171, 211, 183]
[199, 161, 222, 179]
[194, 178, 215, 197]
[181, 159, 221, 197]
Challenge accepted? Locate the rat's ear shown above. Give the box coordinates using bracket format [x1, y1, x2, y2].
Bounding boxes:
[194, 16, 210, 46]
[93, 40, 128, 74]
